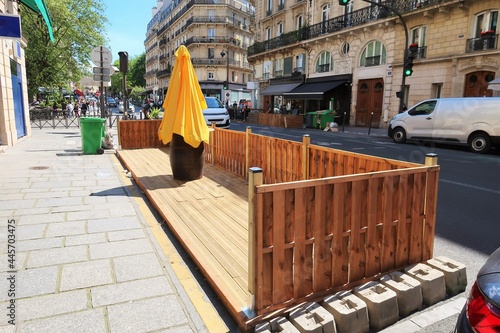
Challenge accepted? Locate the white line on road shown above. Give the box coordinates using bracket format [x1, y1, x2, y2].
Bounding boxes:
[441, 179, 500, 195]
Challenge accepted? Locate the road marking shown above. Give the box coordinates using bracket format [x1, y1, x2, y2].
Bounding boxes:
[441, 179, 500, 195]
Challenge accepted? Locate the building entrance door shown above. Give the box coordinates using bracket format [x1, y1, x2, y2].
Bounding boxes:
[463, 71, 495, 97]
[355, 79, 383, 127]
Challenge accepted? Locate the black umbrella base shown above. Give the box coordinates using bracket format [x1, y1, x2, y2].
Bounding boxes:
[169, 133, 204, 181]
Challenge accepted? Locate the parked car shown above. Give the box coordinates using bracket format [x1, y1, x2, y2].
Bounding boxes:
[388, 97, 500, 153]
[118, 101, 135, 113]
[202, 97, 230, 128]
[455, 247, 500, 332]
[106, 97, 117, 107]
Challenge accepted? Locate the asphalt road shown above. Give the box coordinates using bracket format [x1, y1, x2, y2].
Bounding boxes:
[229, 121, 500, 332]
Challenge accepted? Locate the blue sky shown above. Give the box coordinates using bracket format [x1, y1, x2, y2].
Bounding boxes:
[103, 1, 153, 61]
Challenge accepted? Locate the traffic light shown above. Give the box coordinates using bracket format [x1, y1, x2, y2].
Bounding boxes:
[223, 80, 227, 90]
[339, 0, 350, 5]
[404, 53, 414, 77]
[118, 51, 128, 73]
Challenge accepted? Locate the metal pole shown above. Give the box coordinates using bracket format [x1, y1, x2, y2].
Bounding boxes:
[368, 111, 373, 135]
[342, 111, 346, 132]
[362, 0, 409, 113]
[99, 46, 105, 118]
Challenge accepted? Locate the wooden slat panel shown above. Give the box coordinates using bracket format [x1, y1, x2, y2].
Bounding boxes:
[331, 182, 349, 287]
[272, 190, 286, 304]
[381, 176, 396, 272]
[349, 180, 367, 282]
[396, 174, 410, 267]
[313, 185, 330, 292]
[365, 178, 381, 277]
[409, 173, 426, 263]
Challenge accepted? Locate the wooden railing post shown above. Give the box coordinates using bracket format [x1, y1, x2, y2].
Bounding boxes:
[117, 117, 121, 150]
[302, 134, 310, 180]
[248, 167, 262, 303]
[211, 124, 216, 165]
[424, 153, 439, 260]
[245, 127, 252, 180]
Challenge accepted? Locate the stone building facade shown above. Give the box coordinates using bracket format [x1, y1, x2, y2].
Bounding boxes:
[247, 0, 500, 128]
[145, 0, 255, 106]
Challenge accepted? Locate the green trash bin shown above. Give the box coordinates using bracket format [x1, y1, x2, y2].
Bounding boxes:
[80, 117, 105, 154]
[306, 111, 318, 128]
[319, 110, 335, 129]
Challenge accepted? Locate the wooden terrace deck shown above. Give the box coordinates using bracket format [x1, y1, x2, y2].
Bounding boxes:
[117, 148, 252, 327]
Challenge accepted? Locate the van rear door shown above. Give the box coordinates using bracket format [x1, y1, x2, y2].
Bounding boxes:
[405, 100, 437, 139]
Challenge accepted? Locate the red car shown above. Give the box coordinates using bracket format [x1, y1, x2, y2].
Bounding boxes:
[455, 247, 500, 332]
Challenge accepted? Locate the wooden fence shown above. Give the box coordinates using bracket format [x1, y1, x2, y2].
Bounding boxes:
[118, 119, 165, 149]
[117, 123, 439, 317]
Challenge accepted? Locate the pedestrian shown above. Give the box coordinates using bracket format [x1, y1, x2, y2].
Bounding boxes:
[80, 100, 88, 117]
[266, 102, 272, 113]
[142, 99, 151, 119]
[67, 101, 74, 117]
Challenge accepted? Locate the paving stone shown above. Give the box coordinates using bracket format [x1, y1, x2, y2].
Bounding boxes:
[35, 197, 82, 208]
[113, 253, 164, 282]
[45, 221, 86, 237]
[108, 229, 145, 242]
[14, 208, 51, 217]
[0, 199, 36, 210]
[0, 323, 15, 332]
[65, 233, 106, 246]
[66, 209, 110, 221]
[18, 309, 106, 333]
[82, 195, 108, 205]
[23, 191, 69, 199]
[27, 245, 87, 268]
[87, 216, 141, 233]
[11, 266, 58, 299]
[0, 193, 24, 200]
[72, 180, 97, 187]
[0, 210, 14, 218]
[17, 289, 87, 321]
[89, 238, 152, 260]
[157, 326, 195, 333]
[68, 190, 92, 197]
[0, 252, 27, 272]
[17, 238, 63, 252]
[92, 275, 172, 307]
[60, 259, 113, 291]
[51, 205, 92, 213]
[30, 181, 69, 189]
[18, 212, 65, 225]
[17, 224, 46, 241]
[107, 296, 189, 333]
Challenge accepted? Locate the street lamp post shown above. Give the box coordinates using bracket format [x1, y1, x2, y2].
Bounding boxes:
[220, 50, 230, 105]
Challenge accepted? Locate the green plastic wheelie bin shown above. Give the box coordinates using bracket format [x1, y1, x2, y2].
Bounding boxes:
[80, 117, 105, 155]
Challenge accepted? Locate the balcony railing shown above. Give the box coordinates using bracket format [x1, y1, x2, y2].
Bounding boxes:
[278, 3, 285, 11]
[409, 46, 427, 59]
[266, 9, 272, 16]
[191, 58, 228, 66]
[248, 0, 455, 56]
[184, 36, 244, 47]
[156, 69, 171, 78]
[318, 64, 331, 72]
[274, 70, 283, 77]
[365, 55, 381, 67]
[466, 35, 498, 53]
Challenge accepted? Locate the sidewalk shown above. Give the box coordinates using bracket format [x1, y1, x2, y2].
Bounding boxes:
[0, 127, 225, 332]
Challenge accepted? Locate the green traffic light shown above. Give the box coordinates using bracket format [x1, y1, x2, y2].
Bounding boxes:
[404, 69, 413, 76]
[339, 0, 350, 5]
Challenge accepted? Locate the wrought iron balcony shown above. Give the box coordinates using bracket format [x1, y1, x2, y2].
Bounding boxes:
[365, 55, 381, 67]
[248, 0, 456, 57]
[157, 69, 171, 78]
[266, 9, 272, 17]
[466, 35, 498, 53]
[191, 58, 227, 66]
[318, 64, 331, 73]
[278, 3, 285, 11]
[184, 36, 243, 47]
[274, 70, 283, 77]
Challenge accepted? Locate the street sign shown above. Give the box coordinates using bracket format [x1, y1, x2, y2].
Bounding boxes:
[224, 90, 231, 100]
[93, 67, 110, 75]
[91, 46, 112, 67]
[93, 74, 110, 82]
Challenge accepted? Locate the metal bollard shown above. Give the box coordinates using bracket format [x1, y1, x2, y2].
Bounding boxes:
[368, 112, 374, 135]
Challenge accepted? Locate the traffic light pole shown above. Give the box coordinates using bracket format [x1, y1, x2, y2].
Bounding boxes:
[361, 0, 409, 113]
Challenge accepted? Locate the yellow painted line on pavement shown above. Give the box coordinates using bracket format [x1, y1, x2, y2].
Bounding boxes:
[112, 155, 229, 333]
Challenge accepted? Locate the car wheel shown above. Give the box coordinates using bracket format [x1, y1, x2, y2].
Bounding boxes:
[392, 127, 407, 143]
[469, 132, 491, 154]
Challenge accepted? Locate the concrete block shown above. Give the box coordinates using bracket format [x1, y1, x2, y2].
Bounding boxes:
[380, 271, 423, 317]
[289, 302, 337, 333]
[323, 291, 369, 333]
[405, 263, 446, 306]
[427, 256, 467, 296]
[255, 317, 301, 333]
[354, 281, 399, 330]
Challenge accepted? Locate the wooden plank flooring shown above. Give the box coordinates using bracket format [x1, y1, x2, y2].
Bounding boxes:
[117, 148, 251, 325]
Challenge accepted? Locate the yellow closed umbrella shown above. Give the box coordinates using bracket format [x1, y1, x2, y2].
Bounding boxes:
[158, 45, 209, 147]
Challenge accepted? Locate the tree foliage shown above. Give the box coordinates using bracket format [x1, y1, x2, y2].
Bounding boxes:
[21, 0, 108, 99]
[109, 53, 146, 99]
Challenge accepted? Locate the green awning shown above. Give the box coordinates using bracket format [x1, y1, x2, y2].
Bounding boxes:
[20, 0, 54, 42]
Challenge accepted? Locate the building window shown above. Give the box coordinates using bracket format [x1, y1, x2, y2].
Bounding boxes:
[411, 26, 427, 46]
[208, 28, 215, 39]
[297, 15, 303, 29]
[295, 54, 304, 72]
[266, 27, 272, 40]
[315, 51, 332, 73]
[267, 0, 272, 11]
[242, 73, 246, 83]
[208, 72, 214, 80]
[277, 22, 283, 37]
[322, 4, 330, 22]
[274, 58, 284, 77]
[432, 83, 442, 98]
[475, 10, 498, 37]
[360, 41, 386, 67]
[341, 42, 350, 55]
[208, 48, 214, 59]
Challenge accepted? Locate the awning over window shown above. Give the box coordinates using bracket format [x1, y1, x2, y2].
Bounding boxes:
[20, 0, 54, 42]
[260, 83, 302, 96]
[283, 80, 346, 99]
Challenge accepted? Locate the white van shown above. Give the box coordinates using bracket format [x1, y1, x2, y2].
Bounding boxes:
[388, 97, 500, 153]
[202, 97, 230, 128]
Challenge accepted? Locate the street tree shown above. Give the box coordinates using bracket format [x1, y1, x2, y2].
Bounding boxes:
[21, 0, 108, 100]
[109, 53, 146, 98]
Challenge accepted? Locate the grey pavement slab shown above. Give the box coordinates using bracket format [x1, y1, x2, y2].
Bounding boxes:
[26, 245, 87, 268]
[89, 238, 152, 259]
[113, 252, 164, 282]
[107, 296, 190, 333]
[87, 216, 142, 233]
[45, 221, 86, 237]
[2, 266, 58, 300]
[60, 259, 113, 291]
[107, 229, 145, 242]
[17, 309, 106, 333]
